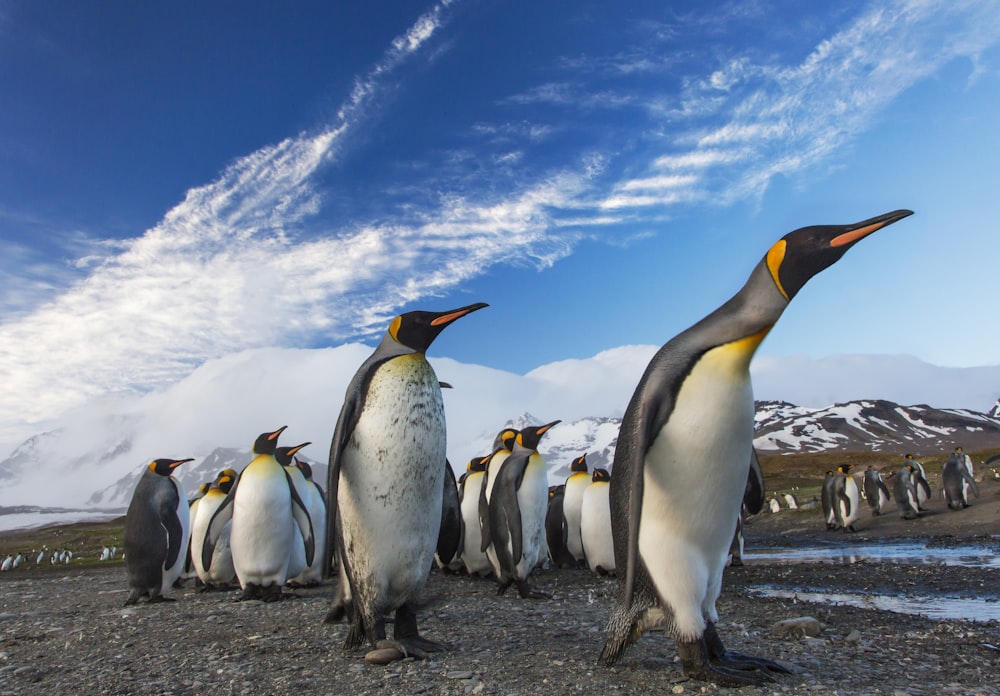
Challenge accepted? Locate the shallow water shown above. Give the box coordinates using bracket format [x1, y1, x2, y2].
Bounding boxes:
[745, 541, 1000, 569]
[749, 586, 1000, 622]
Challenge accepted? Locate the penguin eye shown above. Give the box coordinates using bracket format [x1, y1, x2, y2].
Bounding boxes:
[765, 240, 789, 301]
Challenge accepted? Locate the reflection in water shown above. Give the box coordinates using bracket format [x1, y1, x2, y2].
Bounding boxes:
[745, 542, 1000, 568]
[749, 587, 1000, 622]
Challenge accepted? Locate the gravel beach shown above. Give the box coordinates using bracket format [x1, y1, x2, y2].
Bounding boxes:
[1, 483, 999, 695]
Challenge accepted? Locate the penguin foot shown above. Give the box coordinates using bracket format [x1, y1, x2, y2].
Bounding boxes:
[677, 637, 773, 687]
[364, 638, 442, 664]
[147, 595, 176, 604]
[515, 579, 551, 599]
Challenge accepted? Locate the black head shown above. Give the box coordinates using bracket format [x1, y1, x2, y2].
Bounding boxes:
[765, 210, 912, 301]
[570, 454, 588, 473]
[493, 428, 518, 453]
[592, 468, 611, 483]
[214, 469, 238, 494]
[252, 426, 287, 455]
[516, 420, 561, 452]
[294, 457, 313, 480]
[387, 302, 488, 353]
[148, 458, 194, 476]
[468, 455, 488, 473]
[837, 464, 853, 474]
[275, 442, 311, 466]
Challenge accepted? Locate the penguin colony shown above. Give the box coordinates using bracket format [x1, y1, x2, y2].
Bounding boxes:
[108, 211, 923, 685]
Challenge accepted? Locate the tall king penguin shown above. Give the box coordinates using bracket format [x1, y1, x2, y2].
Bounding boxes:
[598, 210, 912, 686]
[324, 302, 487, 663]
[123, 457, 194, 605]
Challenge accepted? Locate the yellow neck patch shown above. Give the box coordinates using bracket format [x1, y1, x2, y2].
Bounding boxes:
[388, 315, 402, 341]
[766, 240, 789, 301]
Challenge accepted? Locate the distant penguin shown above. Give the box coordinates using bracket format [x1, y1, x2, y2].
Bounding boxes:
[203, 427, 315, 602]
[953, 447, 976, 501]
[904, 454, 931, 510]
[862, 466, 891, 516]
[893, 465, 921, 519]
[275, 442, 315, 587]
[580, 468, 615, 575]
[942, 455, 979, 510]
[479, 428, 519, 579]
[435, 459, 463, 573]
[488, 421, 560, 598]
[599, 210, 912, 686]
[833, 465, 859, 532]
[191, 469, 238, 589]
[545, 484, 576, 569]
[122, 457, 194, 605]
[290, 457, 329, 586]
[768, 497, 781, 514]
[820, 471, 838, 529]
[1, 556, 11, 572]
[458, 455, 493, 577]
[562, 454, 590, 568]
[323, 302, 487, 661]
[782, 493, 798, 510]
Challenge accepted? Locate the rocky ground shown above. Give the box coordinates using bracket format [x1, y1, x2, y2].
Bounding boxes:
[1, 484, 999, 696]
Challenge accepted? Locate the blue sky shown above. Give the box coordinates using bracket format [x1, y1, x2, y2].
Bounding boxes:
[2, 0, 999, 441]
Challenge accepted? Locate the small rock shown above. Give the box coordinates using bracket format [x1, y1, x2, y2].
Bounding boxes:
[672, 685, 685, 694]
[446, 671, 474, 679]
[772, 616, 824, 639]
[844, 629, 862, 644]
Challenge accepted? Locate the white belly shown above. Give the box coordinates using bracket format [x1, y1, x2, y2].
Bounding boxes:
[563, 473, 590, 561]
[161, 477, 190, 592]
[338, 356, 445, 611]
[459, 472, 491, 575]
[580, 481, 614, 573]
[192, 490, 236, 584]
[230, 457, 295, 588]
[514, 455, 549, 579]
[637, 348, 753, 641]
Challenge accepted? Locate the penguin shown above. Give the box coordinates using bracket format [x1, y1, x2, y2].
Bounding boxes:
[562, 454, 591, 568]
[768, 497, 781, 514]
[479, 428, 519, 579]
[122, 457, 194, 605]
[833, 464, 860, 532]
[487, 421, 560, 598]
[191, 469, 238, 589]
[904, 454, 931, 510]
[953, 447, 976, 501]
[729, 448, 765, 567]
[1, 556, 11, 572]
[598, 209, 912, 686]
[435, 459, 463, 573]
[179, 482, 212, 586]
[893, 464, 922, 519]
[545, 484, 577, 569]
[820, 470, 838, 529]
[202, 427, 315, 602]
[290, 456, 329, 586]
[458, 455, 493, 577]
[942, 455, 979, 510]
[862, 466, 891, 516]
[276, 442, 316, 587]
[323, 302, 487, 662]
[580, 468, 615, 575]
[782, 493, 798, 510]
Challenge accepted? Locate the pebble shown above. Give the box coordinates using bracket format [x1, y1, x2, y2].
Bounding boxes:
[771, 616, 824, 638]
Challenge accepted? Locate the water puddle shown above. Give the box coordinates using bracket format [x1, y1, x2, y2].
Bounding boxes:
[749, 587, 1000, 623]
[745, 542, 1000, 569]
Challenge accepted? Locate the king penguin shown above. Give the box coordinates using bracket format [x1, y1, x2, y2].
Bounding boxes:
[833, 464, 860, 532]
[202, 427, 315, 601]
[487, 420, 560, 598]
[290, 456, 329, 586]
[458, 455, 493, 577]
[123, 457, 194, 605]
[942, 455, 979, 510]
[893, 464, 921, 519]
[598, 209, 913, 686]
[862, 466, 891, 516]
[323, 302, 487, 662]
[545, 484, 577, 569]
[580, 468, 615, 575]
[478, 428, 519, 578]
[191, 469, 238, 589]
[180, 482, 212, 585]
[435, 459, 464, 573]
[275, 442, 316, 587]
[562, 454, 591, 569]
[820, 470, 838, 529]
